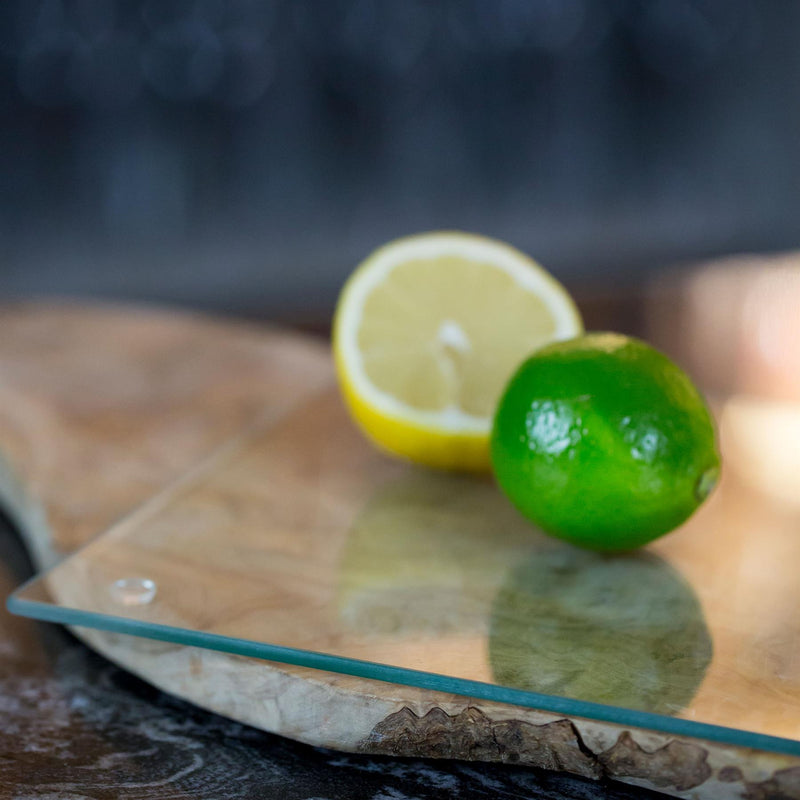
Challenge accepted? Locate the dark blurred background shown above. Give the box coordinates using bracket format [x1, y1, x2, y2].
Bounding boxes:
[2, 0, 800, 323]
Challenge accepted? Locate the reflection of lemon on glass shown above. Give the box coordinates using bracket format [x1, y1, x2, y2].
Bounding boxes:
[338, 470, 543, 635]
[491, 333, 720, 551]
[333, 232, 582, 472]
[490, 549, 712, 714]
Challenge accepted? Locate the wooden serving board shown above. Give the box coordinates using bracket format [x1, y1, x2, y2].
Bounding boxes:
[1, 301, 798, 800]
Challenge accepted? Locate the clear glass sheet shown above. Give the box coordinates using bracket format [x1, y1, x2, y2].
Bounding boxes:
[8, 389, 800, 756]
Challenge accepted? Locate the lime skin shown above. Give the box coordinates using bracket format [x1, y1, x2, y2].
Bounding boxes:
[490, 333, 720, 551]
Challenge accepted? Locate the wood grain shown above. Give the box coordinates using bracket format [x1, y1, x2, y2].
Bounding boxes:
[0, 300, 798, 800]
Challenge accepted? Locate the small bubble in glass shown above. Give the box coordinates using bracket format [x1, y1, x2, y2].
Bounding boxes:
[110, 577, 157, 606]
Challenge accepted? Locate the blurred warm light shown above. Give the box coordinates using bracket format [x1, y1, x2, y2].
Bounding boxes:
[648, 253, 800, 402]
[682, 260, 753, 393]
[739, 266, 800, 400]
[721, 396, 800, 509]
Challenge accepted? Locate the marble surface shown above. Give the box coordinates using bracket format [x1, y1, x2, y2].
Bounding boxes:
[0, 518, 667, 800]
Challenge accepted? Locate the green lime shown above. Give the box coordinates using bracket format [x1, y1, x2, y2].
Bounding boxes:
[490, 333, 720, 551]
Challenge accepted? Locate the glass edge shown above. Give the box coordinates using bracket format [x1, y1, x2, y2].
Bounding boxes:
[7, 580, 800, 758]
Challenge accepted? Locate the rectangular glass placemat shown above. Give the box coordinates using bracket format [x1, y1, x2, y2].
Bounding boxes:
[9, 390, 800, 756]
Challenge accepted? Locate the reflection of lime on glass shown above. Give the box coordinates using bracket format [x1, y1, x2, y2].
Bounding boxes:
[491, 333, 720, 551]
[490, 549, 712, 714]
[332, 232, 582, 471]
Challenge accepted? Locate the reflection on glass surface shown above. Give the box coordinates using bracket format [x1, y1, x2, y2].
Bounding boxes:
[338, 470, 539, 636]
[340, 470, 712, 716]
[490, 549, 711, 715]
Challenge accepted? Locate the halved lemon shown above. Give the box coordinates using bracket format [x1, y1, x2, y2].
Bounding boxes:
[332, 232, 583, 471]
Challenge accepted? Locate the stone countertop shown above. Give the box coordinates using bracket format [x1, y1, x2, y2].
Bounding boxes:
[0, 518, 668, 800]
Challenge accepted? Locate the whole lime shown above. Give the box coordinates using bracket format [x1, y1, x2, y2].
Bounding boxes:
[490, 333, 720, 551]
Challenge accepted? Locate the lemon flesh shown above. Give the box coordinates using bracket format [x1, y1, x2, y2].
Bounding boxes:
[491, 333, 721, 551]
[333, 232, 582, 471]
